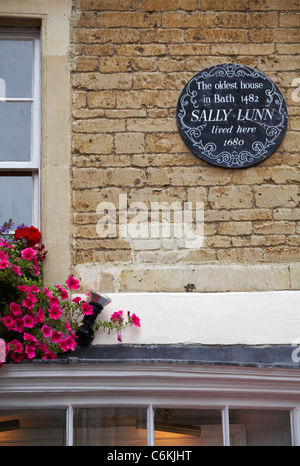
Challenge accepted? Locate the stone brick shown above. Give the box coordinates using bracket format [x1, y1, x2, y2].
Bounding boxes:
[208, 186, 253, 209]
[72, 56, 98, 71]
[186, 28, 248, 43]
[119, 264, 290, 292]
[140, 0, 197, 11]
[145, 133, 188, 153]
[73, 72, 132, 90]
[249, 0, 300, 10]
[117, 44, 167, 56]
[218, 222, 253, 236]
[100, 56, 158, 72]
[87, 91, 116, 108]
[217, 248, 264, 263]
[141, 29, 185, 43]
[73, 118, 125, 133]
[73, 133, 113, 154]
[96, 12, 161, 28]
[254, 186, 300, 208]
[218, 11, 278, 28]
[211, 44, 275, 56]
[161, 11, 217, 28]
[73, 167, 146, 188]
[253, 221, 296, 235]
[115, 133, 145, 154]
[198, 0, 247, 10]
[117, 90, 179, 109]
[80, 0, 139, 10]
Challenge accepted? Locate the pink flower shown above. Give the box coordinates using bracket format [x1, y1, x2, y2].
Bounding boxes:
[49, 305, 62, 320]
[41, 325, 52, 338]
[28, 285, 41, 294]
[11, 264, 22, 276]
[42, 352, 56, 360]
[24, 333, 38, 347]
[39, 342, 49, 352]
[3, 315, 17, 331]
[59, 336, 76, 352]
[36, 308, 45, 323]
[9, 302, 22, 316]
[130, 313, 141, 327]
[21, 247, 37, 261]
[25, 345, 36, 359]
[13, 318, 24, 333]
[8, 339, 23, 354]
[44, 287, 53, 298]
[117, 330, 122, 342]
[72, 296, 82, 304]
[22, 296, 36, 310]
[0, 258, 9, 269]
[66, 275, 80, 291]
[51, 331, 63, 342]
[81, 302, 94, 315]
[110, 310, 123, 323]
[17, 285, 30, 293]
[22, 314, 36, 328]
[55, 284, 69, 300]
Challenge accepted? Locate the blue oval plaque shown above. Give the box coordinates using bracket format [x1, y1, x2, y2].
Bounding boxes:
[177, 63, 288, 168]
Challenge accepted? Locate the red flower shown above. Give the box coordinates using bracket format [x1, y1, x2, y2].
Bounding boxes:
[15, 226, 41, 247]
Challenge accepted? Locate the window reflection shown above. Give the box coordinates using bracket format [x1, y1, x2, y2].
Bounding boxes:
[0, 409, 66, 446]
[154, 408, 223, 446]
[73, 407, 147, 446]
[0, 176, 32, 227]
[229, 409, 292, 446]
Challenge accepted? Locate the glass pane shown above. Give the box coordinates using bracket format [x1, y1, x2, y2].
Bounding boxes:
[229, 409, 292, 446]
[154, 408, 223, 446]
[74, 407, 147, 446]
[0, 102, 32, 162]
[0, 409, 66, 446]
[0, 176, 32, 227]
[0, 39, 33, 98]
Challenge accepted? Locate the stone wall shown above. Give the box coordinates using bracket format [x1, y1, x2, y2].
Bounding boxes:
[70, 0, 300, 293]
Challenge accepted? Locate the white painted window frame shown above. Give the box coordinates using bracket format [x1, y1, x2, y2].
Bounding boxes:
[0, 28, 41, 228]
[1, 363, 300, 446]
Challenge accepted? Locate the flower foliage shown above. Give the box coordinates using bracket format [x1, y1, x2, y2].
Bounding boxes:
[0, 220, 140, 364]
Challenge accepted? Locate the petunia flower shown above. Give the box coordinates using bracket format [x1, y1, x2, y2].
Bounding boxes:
[7, 339, 23, 353]
[23, 333, 38, 347]
[130, 313, 141, 327]
[25, 345, 36, 359]
[55, 284, 69, 300]
[49, 305, 62, 320]
[42, 352, 56, 360]
[0, 258, 9, 269]
[51, 331, 63, 343]
[21, 247, 37, 261]
[41, 325, 52, 338]
[36, 308, 45, 323]
[110, 310, 123, 323]
[11, 264, 22, 276]
[9, 302, 22, 316]
[66, 275, 80, 291]
[80, 302, 94, 315]
[22, 314, 36, 328]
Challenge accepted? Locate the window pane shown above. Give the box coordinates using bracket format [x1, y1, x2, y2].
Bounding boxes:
[154, 408, 223, 446]
[229, 409, 292, 446]
[74, 407, 147, 446]
[0, 39, 33, 98]
[0, 176, 32, 227]
[0, 102, 32, 162]
[0, 409, 66, 446]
